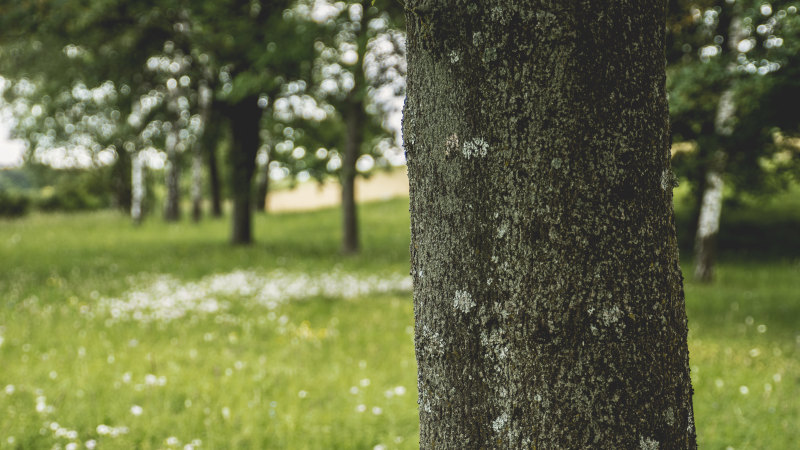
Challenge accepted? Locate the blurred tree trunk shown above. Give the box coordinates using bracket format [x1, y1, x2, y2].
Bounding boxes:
[254, 145, 272, 212]
[228, 95, 261, 244]
[693, 153, 725, 282]
[163, 125, 181, 222]
[191, 81, 213, 222]
[340, 0, 370, 255]
[131, 151, 145, 225]
[341, 97, 364, 254]
[694, 18, 744, 283]
[190, 143, 204, 222]
[203, 102, 223, 218]
[110, 144, 132, 211]
[404, 1, 696, 448]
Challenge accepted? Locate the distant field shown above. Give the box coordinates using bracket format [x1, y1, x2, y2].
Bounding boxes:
[1, 192, 798, 448]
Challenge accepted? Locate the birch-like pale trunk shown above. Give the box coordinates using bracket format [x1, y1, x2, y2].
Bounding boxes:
[404, 1, 695, 447]
[131, 151, 145, 225]
[191, 81, 213, 222]
[163, 126, 181, 222]
[694, 16, 744, 282]
[254, 146, 271, 212]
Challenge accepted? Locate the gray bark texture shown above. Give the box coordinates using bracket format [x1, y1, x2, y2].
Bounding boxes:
[403, 1, 696, 448]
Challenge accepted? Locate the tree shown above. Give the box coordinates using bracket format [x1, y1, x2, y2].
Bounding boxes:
[185, 0, 317, 244]
[667, 1, 800, 281]
[294, 0, 406, 253]
[404, 1, 696, 447]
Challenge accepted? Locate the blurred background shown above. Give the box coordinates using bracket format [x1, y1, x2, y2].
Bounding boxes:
[0, 1, 798, 449]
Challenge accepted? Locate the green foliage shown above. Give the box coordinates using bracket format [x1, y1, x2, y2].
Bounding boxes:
[29, 167, 115, 213]
[0, 189, 31, 217]
[667, 0, 800, 198]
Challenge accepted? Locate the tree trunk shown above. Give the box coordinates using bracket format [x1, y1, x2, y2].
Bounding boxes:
[254, 145, 271, 212]
[227, 96, 262, 245]
[693, 17, 742, 281]
[111, 144, 132, 211]
[191, 81, 213, 222]
[206, 116, 223, 218]
[340, 0, 370, 255]
[131, 151, 145, 225]
[341, 98, 364, 254]
[403, 2, 696, 448]
[163, 126, 181, 222]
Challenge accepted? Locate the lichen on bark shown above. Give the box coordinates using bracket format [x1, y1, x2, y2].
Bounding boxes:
[404, 1, 697, 448]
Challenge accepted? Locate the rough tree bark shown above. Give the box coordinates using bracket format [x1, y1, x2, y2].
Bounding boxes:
[227, 95, 262, 244]
[404, 1, 696, 448]
[339, 0, 371, 255]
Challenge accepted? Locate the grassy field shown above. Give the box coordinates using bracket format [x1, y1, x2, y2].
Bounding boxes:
[1, 192, 799, 449]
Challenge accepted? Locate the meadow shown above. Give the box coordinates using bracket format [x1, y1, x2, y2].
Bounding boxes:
[1, 189, 798, 449]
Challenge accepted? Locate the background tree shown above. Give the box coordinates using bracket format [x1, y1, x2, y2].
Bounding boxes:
[296, 0, 406, 253]
[667, 1, 800, 281]
[183, 0, 317, 243]
[404, 1, 695, 446]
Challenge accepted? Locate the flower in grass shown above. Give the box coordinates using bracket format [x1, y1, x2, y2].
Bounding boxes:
[166, 436, 179, 446]
[4, 385, 14, 395]
[97, 270, 412, 324]
[86, 440, 97, 449]
[355, 404, 367, 413]
[35, 395, 50, 413]
[131, 405, 143, 416]
[66, 443, 78, 450]
[145, 374, 166, 386]
[372, 406, 383, 415]
[96, 424, 128, 437]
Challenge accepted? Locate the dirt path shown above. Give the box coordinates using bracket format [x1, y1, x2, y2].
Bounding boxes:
[268, 167, 409, 212]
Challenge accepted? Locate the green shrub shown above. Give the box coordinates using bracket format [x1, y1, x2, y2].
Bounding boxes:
[0, 189, 31, 217]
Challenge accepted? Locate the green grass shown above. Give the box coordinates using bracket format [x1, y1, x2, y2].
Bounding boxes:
[1, 195, 799, 449]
